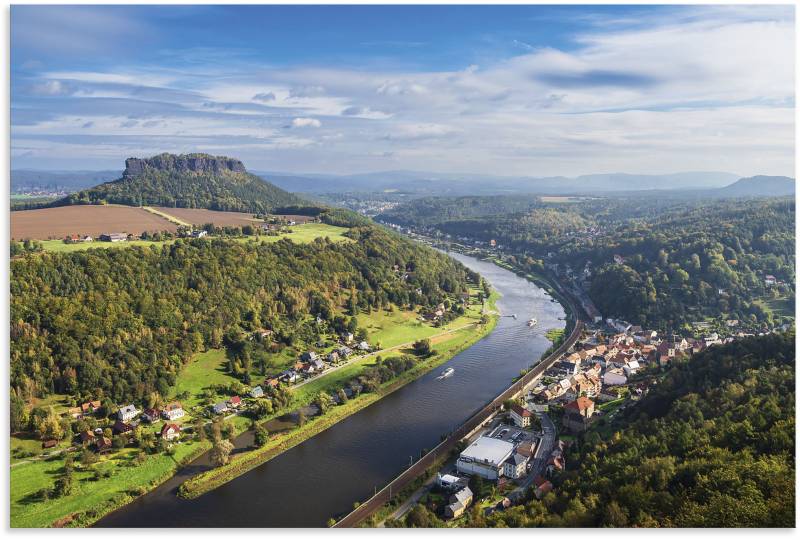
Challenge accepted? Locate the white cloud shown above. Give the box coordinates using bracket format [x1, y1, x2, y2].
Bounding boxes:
[291, 117, 322, 128]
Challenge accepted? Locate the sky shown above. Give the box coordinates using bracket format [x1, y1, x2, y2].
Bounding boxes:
[10, 4, 796, 177]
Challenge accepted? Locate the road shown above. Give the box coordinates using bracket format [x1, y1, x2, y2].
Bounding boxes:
[509, 413, 556, 501]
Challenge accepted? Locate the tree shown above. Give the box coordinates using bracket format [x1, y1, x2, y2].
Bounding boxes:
[11, 392, 28, 433]
[313, 393, 333, 415]
[413, 338, 432, 357]
[254, 425, 269, 447]
[210, 439, 234, 467]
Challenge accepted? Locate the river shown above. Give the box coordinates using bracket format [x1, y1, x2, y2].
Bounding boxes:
[97, 252, 565, 528]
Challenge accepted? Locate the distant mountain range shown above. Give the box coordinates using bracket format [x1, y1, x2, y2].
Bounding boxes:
[46, 153, 303, 214]
[12, 166, 795, 199]
[253, 170, 744, 195]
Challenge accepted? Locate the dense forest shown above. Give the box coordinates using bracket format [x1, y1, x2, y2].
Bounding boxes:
[50, 153, 303, 214]
[380, 196, 795, 330]
[468, 332, 795, 527]
[10, 225, 476, 406]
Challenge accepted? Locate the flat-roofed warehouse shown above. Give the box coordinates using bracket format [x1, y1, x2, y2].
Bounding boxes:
[456, 436, 514, 480]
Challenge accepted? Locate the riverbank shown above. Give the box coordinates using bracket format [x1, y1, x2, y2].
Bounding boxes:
[177, 291, 500, 499]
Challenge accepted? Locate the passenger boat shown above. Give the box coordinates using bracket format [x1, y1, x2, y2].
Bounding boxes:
[438, 367, 455, 379]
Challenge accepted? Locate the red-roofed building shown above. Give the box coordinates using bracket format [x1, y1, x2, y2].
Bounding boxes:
[161, 423, 181, 441]
[510, 404, 533, 428]
[563, 397, 595, 432]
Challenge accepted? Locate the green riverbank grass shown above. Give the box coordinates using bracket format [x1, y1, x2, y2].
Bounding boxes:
[10, 440, 210, 528]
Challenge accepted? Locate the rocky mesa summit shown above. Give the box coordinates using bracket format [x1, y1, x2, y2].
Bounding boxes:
[53, 153, 304, 214]
[123, 153, 247, 178]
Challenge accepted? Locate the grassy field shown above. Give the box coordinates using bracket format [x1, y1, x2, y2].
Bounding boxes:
[755, 295, 795, 319]
[237, 223, 352, 244]
[34, 223, 351, 253]
[169, 349, 240, 409]
[10, 440, 209, 528]
[38, 238, 177, 253]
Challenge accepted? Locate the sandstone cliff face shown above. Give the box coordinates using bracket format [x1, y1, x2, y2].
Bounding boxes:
[123, 153, 247, 177]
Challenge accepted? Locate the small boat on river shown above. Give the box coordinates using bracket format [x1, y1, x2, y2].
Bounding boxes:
[527, 318, 538, 327]
[437, 367, 455, 379]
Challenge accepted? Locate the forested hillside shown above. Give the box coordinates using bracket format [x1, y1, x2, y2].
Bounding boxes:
[475, 332, 795, 527]
[10, 225, 476, 406]
[381, 196, 795, 330]
[52, 153, 303, 214]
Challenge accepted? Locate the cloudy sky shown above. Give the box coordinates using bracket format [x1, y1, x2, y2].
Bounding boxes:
[10, 4, 795, 176]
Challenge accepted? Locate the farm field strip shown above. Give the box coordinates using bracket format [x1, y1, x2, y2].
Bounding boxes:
[11, 205, 177, 240]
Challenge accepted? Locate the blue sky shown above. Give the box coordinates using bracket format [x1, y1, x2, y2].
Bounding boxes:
[11, 4, 795, 176]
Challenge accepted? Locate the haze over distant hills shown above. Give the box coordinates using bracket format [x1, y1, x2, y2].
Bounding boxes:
[12, 166, 795, 199]
[255, 170, 742, 195]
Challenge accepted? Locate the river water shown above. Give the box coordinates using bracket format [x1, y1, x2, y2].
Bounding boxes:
[97, 252, 565, 528]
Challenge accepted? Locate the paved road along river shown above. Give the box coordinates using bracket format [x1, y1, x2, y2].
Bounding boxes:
[97, 252, 566, 528]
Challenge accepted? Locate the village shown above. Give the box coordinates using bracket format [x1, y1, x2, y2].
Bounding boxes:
[392, 314, 756, 525]
[35, 328, 377, 460]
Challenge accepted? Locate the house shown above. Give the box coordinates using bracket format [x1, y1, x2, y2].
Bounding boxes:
[78, 430, 96, 444]
[117, 404, 139, 422]
[603, 368, 628, 386]
[342, 332, 354, 343]
[656, 342, 676, 366]
[162, 402, 185, 421]
[80, 400, 102, 415]
[765, 275, 777, 286]
[250, 385, 265, 398]
[623, 360, 640, 377]
[457, 437, 514, 480]
[99, 232, 127, 242]
[301, 351, 317, 362]
[357, 341, 371, 351]
[82, 235, 93, 242]
[509, 404, 533, 428]
[228, 396, 242, 408]
[533, 476, 553, 499]
[311, 359, 325, 371]
[437, 473, 464, 491]
[338, 346, 352, 357]
[42, 439, 58, 449]
[279, 370, 299, 383]
[301, 363, 316, 375]
[503, 453, 529, 479]
[444, 487, 474, 519]
[141, 408, 161, 423]
[327, 351, 339, 363]
[563, 397, 595, 432]
[212, 402, 228, 415]
[160, 423, 181, 441]
[67, 407, 84, 419]
[95, 436, 113, 454]
[545, 454, 565, 476]
[113, 420, 133, 434]
[191, 229, 208, 238]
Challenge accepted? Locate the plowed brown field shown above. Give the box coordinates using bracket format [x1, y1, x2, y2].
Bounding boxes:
[11, 205, 177, 240]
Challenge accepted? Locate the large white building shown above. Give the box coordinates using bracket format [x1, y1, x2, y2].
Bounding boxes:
[456, 436, 514, 480]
